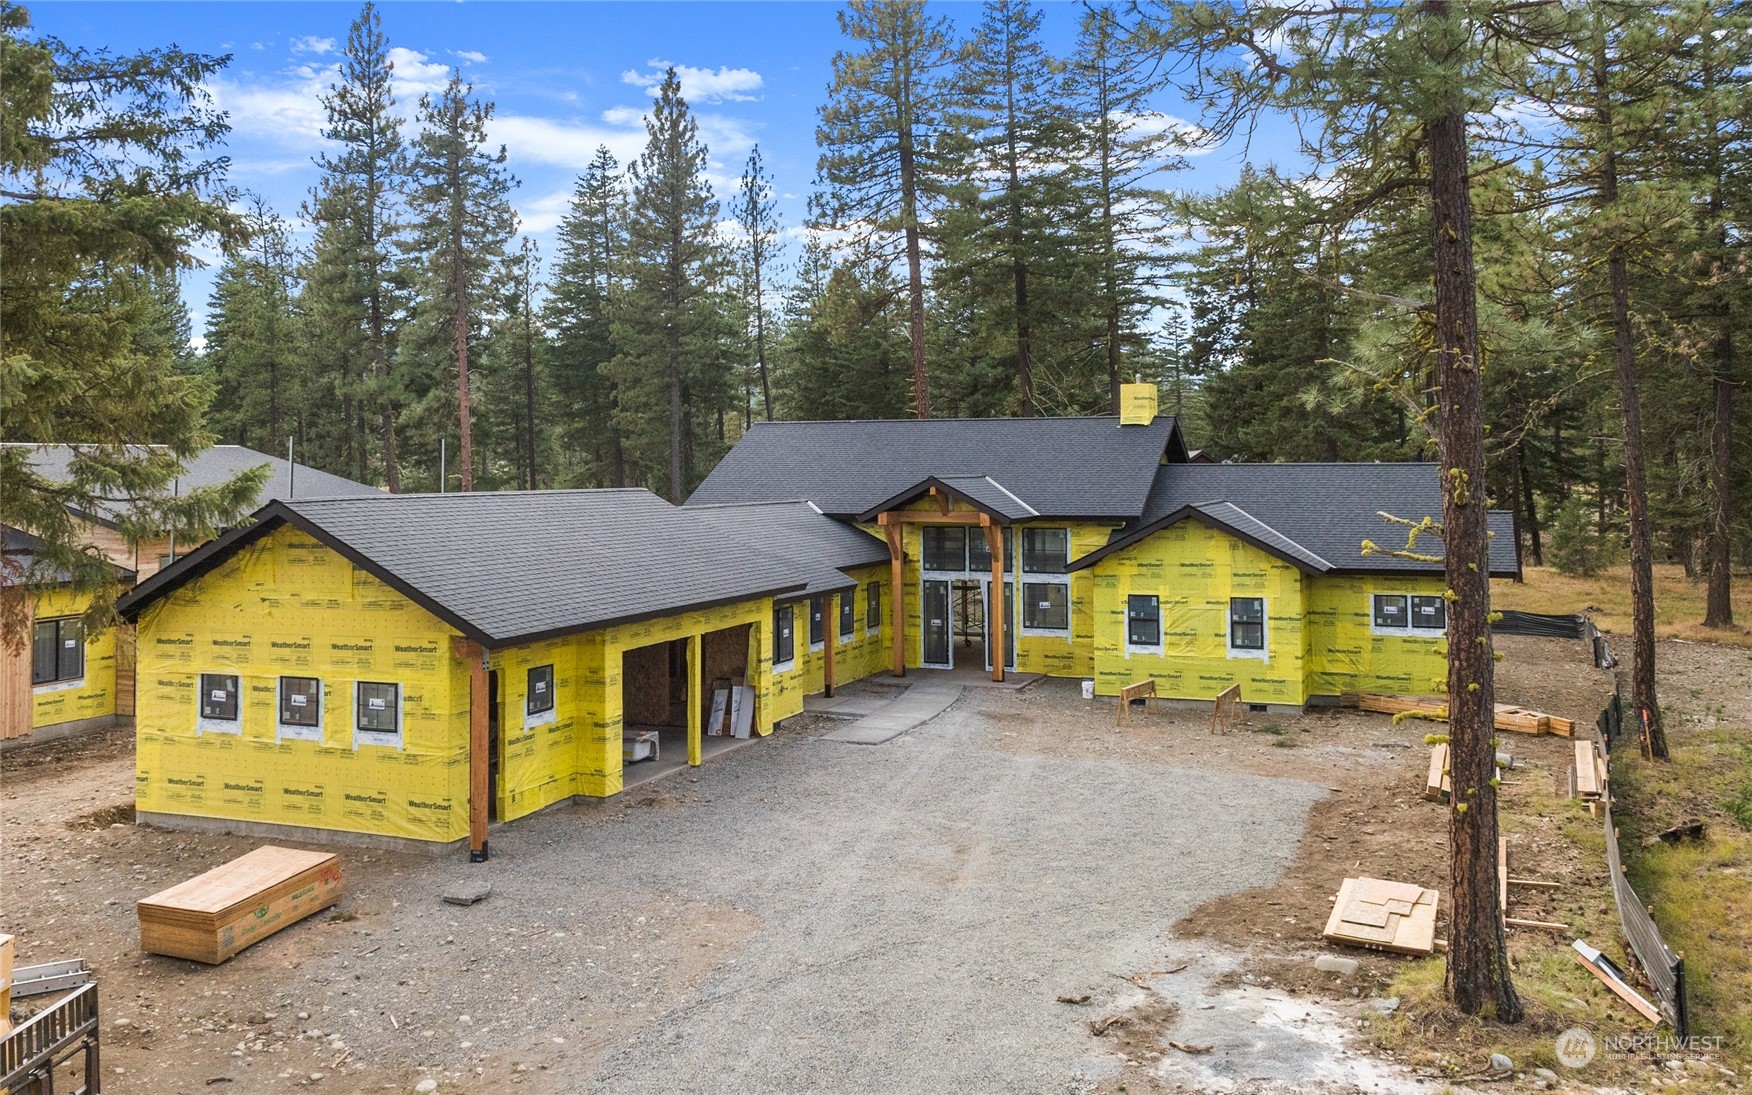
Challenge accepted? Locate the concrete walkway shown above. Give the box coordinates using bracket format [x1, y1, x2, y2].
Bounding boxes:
[818, 682, 962, 745]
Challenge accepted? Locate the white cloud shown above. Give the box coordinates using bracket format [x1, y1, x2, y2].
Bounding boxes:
[388, 47, 453, 99]
[600, 105, 644, 128]
[207, 65, 336, 150]
[490, 114, 646, 171]
[292, 35, 335, 55]
[620, 60, 764, 104]
[517, 186, 576, 234]
[452, 49, 488, 64]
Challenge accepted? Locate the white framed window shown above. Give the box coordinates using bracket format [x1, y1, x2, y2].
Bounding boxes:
[1022, 581, 1070, 633]
[1126, 594, 1162, 656]
[808, 595, 826, 651]
[198, 672, 243, 735]
[354, 681, 403, 749]
[773, 604, 796, 670]
[1228, 597, 1267, 659]
[276, 675, 323, 742]
[525, 664, 556, 729]
[1372, 593, 1447, 634]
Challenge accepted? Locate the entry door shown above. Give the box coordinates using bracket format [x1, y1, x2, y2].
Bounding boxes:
[487, 670, 501, 822]
[922, 580, 951, 667]
[985, 580, 1016, 670]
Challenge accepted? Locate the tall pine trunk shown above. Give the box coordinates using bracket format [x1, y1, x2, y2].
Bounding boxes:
[754, 257, 773, 422]
[1706, 352, 1735, 627]
[900, 134, 930, 419]
[455, 214, 474, 492]
[1426, 0, 1520, 1021]
[523, 293, 538, 490]
[1594, 47, 1666, 758]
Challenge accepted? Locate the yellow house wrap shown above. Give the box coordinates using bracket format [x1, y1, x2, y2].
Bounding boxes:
[27, 585, 119, 731]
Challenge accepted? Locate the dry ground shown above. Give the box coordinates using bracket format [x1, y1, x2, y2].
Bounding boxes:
[1498, 564, 1752, 648]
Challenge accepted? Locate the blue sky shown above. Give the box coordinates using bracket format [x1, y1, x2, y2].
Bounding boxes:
[29, 1, 1275, 341]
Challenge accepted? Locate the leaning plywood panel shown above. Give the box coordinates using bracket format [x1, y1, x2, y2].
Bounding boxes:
[138, 846, 341, 964]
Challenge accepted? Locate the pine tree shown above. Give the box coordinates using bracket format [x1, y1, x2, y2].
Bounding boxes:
[611, 69, 725, 501]
[729, 146, 781, 425]
[0, 4, 263, 638]
[403, 70, 519, 492]
[304, 1, 408, 489]
[546, 147, 628, 487]
[1063, 6, 1182, 411]
[816, 0, 965, 418]
[205, 196, 299, 453]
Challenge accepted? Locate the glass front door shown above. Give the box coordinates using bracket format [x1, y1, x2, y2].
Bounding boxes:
[922, 580, 951, 667]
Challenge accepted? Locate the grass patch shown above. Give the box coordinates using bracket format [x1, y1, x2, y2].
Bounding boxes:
[1494, 564, 1752, 647]
[1248, 722, 1298, 748]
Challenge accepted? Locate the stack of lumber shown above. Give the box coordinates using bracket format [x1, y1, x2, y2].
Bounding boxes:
[1343, 692, 1574, 737]
[138, 846, 342, 964]
[1323, 876, 1439, 956]
[1423, 743, 1508, 802]
[1574, 739, 1608, 801]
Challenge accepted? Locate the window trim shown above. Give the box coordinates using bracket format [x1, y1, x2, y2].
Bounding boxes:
[197, 672, 243, 736]
[276, 675, 323, 741]
[354, 681, 403, 749]
[525, 664, 557, 728]
[1227, 596, 1268, 659]
[773, 603, 797, 671]
[1021, 580, 1071, 634]
[866, 582, 881, 632]
[1020, 527, 1070, 575]
[1125, 594, 1163, 656]
[31, 616, 85, 689]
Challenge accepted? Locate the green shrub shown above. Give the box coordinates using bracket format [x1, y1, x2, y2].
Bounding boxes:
[1548, 495, 1617, 577]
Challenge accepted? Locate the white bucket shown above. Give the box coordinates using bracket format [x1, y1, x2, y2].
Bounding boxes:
[1081, 679, 1095, 700]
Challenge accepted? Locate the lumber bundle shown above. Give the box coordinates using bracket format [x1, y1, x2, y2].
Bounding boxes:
[1342, 692, 1575, 737]
[138, 846, 341, 964]
[1574, 739, 1608, 800]
[0, 933, 12, 1036]
[1423, 743, 1508, 803]
[1323, 876, 1439, 956]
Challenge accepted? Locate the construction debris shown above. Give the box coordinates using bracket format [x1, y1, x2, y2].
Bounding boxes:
[1572, 939, 1663, 1024]
[442, 881, 493, 906]
[138, 846, 342, 965]
[1343, 692, 1575, 737]
[1055, 993, 1091, 1005]
[1170, 1040, 1214, 1054]
[1423, 743, 1504, 803]
[1322, 877, 1439, 956]
[1644, 820, 1707, 848]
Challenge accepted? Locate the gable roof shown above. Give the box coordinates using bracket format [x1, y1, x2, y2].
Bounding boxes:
[5, 443, 381, 527]
[1071, 463, 1520, 577]
[686, 415, 1185, 520]
[3, 524, 134, 586]
[117, 490, 838, 647]
[852, 475, 1040, 523]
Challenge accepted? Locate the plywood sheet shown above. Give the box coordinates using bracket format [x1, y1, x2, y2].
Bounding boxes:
[1323, 876, 1439, 956]
[139, 845, 341, 964]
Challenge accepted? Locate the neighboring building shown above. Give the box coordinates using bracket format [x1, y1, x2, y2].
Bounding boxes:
[0, 444, 378, 744]
[115, 388, 1516, 854]
[117, 491, 892, 855]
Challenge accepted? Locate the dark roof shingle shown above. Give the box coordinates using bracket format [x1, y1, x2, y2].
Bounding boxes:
[686, 416, 1182, 519]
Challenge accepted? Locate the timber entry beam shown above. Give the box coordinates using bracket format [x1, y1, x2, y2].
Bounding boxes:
[823, 592, 837, 698]
[982, 516, 1004, 683]
[453, 637, 491, 863]
[881, 515, 905, 677]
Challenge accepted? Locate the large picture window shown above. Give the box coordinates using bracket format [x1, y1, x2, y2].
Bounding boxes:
[1022, 582, 1069, 631]
[1021, 528, 1069, 574]
[1127, 595, 1161, 650]
[967, 528, 1012, 572]
[922, 526, 967, 572]
[30, 617, 84, 685]
[774, 604, 796, 668]
[355, 681, 401, 747]
[866, 582, 881, 631]
[1229, 597, 1266, 653]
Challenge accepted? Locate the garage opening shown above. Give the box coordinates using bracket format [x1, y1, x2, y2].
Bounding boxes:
[619, 624, 757, 789]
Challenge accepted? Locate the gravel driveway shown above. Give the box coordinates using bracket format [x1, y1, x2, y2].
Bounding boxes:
[39, 682, 1324, 1095]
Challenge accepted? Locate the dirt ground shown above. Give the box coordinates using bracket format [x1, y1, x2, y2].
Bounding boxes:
[6, 630, 1743, 1094]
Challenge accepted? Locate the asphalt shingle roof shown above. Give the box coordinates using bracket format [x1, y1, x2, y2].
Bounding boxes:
[7, 443, 380, 526]
[686, 416, 1182, 519]
[3, 524, 134, 584]
[118, 490, 861, 646]
[684, 500, 892, 597]
[1073, 463, 1519, 576]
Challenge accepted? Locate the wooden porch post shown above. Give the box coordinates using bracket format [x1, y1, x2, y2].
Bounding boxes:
[882, 514, 905, 677]
[454, 637, 491, 863]
[984, 517, 1005, 683]
[823, 592, 837, 698]
[686, 633, 702, 767]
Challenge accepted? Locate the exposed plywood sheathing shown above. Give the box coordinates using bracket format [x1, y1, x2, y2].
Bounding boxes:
[1322, 876, 1440, 956]
[621, 641, 675, 726]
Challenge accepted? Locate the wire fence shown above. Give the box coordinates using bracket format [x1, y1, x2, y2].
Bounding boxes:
[1596, 689, 1688, 1036]
[1493, 610, 1616, 669]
